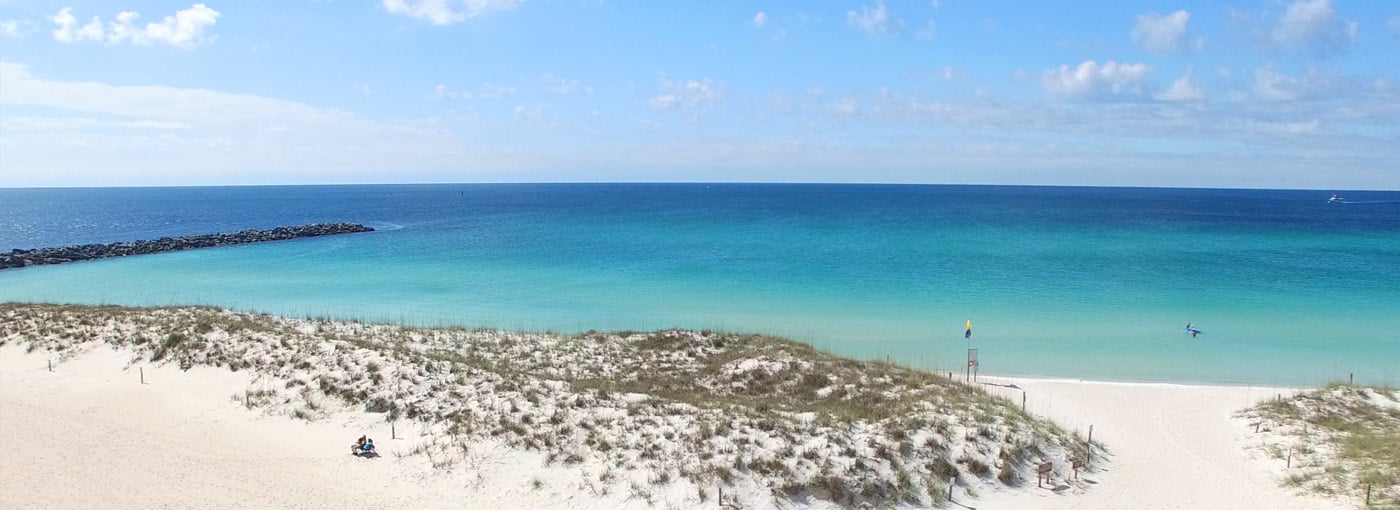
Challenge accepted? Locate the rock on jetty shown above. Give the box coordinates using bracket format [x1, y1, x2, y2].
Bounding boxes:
[1, 223, 374, 270]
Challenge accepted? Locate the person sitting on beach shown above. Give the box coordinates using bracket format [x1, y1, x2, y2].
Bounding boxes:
[362, 438, 376, 454]
[352, 435, 367, 454]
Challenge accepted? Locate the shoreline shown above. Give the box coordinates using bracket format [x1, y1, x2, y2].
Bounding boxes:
[0, 344, 1343, 510]
[0, 303, 1352, 509]
[0, 301, 1361, 390]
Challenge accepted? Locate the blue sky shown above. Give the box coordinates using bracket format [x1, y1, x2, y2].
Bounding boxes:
[0, 0, 1396, 189]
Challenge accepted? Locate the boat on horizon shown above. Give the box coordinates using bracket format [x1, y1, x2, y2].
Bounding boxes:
[1329, 194, 1345, 204]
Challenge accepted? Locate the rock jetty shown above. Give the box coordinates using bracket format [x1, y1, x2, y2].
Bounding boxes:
[1, 223, 374, 270]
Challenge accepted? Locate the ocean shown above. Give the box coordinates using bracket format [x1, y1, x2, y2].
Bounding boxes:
[2, 184, 1397, 386]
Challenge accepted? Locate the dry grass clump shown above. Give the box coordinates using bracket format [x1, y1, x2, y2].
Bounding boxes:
[1238, 384, 1400, 508]
[1, 302, 1092, 508]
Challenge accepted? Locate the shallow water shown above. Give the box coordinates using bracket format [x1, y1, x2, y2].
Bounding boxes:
[2, 184, 1397, 385]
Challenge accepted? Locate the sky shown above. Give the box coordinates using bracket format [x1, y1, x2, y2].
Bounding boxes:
[0, 0, 1397, 189]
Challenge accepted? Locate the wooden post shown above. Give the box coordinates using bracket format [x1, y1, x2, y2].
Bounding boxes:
[1349, 373, 1353, 385]
[947, 476, 955, 501]
[1022, 391, 1027, 413]
[391, 421, 397, 440]
[48, 359, 53, 372]
[1087, 425, 1094, 465]
[140, 367, 145, 384]
[1366, 483, 1372, 506]
[1286, 446, 1292, 468]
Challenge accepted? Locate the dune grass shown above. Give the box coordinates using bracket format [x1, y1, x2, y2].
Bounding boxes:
[1240, 384, 1400, 508]
[2, 302, 1093, 509]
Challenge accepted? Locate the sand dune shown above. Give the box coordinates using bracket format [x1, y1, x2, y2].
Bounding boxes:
[2, 345, 1348, 509]
[0, 302, 1357, 510]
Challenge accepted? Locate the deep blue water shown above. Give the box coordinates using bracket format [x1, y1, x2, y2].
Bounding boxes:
[2, 184, 1397, 386]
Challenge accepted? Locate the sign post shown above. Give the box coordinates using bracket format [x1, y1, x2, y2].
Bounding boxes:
[966, 349, 978, 383]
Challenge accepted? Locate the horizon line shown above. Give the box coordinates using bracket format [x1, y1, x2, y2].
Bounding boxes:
[1, 181, 1395, 193]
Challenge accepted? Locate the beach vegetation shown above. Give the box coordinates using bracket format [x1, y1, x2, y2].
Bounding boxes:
[0, 302, 1091, 510]
[1239, 383, 1400, 507]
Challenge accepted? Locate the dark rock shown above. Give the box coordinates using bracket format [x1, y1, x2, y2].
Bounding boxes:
[1, 223, 374, 270]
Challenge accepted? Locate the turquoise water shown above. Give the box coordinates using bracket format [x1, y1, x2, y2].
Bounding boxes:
[2, 184, 1397, 386]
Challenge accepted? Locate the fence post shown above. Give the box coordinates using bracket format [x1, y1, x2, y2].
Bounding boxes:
[1286, 446, 1292, 469]
[391, 421, 397, 440]
[140, 367, 145, 384]
[1087, 425, 1094, 465]
[48, 359, 53, 372]
[1022, 391, 1027, 413]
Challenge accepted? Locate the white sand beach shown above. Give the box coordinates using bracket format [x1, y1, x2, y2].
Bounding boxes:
[2, 343, 1346, 510]
[0, 344, 712, 510]
[975, 376, 1344, 509]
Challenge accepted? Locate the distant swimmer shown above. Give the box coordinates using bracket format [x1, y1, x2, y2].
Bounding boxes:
[1185, 323, 1201, 338]
[965, 319, 973, 339]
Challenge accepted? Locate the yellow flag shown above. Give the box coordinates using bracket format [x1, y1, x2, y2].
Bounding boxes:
[965, 320, 972, 330]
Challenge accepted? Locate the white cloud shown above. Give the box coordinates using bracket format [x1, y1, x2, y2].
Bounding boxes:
[1250, 67, 1343, 102]
[1042, 61, 1152, 99]
[544, 74, 586, 95]
[915, 19, 936, 40]
[435, 82, 516, 99]
[753, 11, 768, 27]
[382, 0, 524, 25]
[51, 4, 220, 47]
[1, 19, 36, 39]
[51, 8, 103, 43]
[648, 78, 725, 110]
[1248, 119, 1320, 137]
[831, 98, 859, 116]
[478, 82, 515, 98]
[0, 61, 469, 186]
[1271, 0, 1357, 52]
[1131, 10, 1190, 53]
[847, 1, 901, 37]
[1155, 68, 1204, 102]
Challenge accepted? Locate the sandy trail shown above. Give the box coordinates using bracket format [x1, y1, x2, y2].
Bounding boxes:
[974, 377, 1344, 509]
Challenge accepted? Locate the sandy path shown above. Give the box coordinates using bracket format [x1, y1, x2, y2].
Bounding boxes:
[973, 377, 1345, 509]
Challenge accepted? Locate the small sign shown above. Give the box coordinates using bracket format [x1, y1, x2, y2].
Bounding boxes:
[1072, 458, 1085, 470]
[1037, 462, 1053, 474]
[967, 348, 978, 366]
